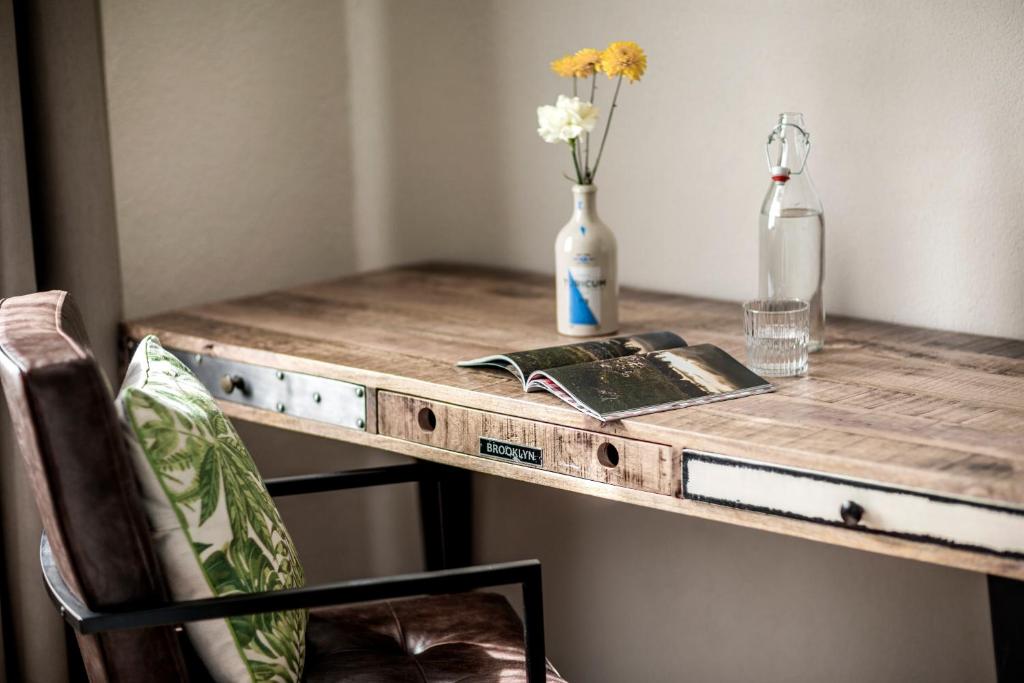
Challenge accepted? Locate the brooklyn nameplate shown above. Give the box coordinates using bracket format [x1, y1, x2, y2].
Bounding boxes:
[478, 437, 543, 467]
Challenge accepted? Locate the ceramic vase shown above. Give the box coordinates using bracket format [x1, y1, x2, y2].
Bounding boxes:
[555, 184, 618, 336]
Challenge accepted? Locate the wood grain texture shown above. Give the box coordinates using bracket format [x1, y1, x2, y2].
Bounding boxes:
[378, 391, 677, 496]
[124, 263, 1024, 578]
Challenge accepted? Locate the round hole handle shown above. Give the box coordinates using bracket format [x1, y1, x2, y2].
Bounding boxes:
[596, 442, 619, 468]
[417, 407, 437, 432]
[219, 374, 245, 394]
[840, 500, 864, 528]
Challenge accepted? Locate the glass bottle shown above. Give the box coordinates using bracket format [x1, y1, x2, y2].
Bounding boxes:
[759, 112, 825, 351]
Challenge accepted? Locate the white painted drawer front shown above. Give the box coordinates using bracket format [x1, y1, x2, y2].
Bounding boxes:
[682, 450, 1024, 558]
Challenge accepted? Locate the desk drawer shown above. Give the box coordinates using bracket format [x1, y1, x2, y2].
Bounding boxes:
[683, 450, 1024, 558]
[378, 392, 676, 495]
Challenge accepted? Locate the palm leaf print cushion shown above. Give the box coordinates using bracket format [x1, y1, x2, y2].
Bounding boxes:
[117, 336, 306, 682]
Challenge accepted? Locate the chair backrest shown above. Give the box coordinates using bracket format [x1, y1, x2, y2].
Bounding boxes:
[0, 291, 189, 682]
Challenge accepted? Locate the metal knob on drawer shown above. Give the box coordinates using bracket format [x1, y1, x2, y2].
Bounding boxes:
[840, 500, 864, 528]
[219, 374, 245, 394]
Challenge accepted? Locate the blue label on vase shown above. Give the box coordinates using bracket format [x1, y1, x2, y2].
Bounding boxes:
[566, 266, 604, 326]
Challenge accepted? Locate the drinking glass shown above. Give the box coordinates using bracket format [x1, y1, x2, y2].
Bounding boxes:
[743, 299, 809, 377]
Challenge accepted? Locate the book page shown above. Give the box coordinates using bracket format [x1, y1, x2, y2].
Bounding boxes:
[528, 344, 772, 421]
[457, 331, 685, 388]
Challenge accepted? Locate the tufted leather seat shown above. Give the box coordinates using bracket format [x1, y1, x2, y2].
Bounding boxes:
[305, 592, 565, 682]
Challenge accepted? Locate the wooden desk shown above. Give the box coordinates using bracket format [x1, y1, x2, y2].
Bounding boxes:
[124, 263, 1023, 673]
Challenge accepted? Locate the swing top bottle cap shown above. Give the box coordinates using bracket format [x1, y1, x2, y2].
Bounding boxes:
[771, 165, 791, 182]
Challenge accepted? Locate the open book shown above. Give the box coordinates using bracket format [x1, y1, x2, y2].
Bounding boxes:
[457, 331, 773, 422]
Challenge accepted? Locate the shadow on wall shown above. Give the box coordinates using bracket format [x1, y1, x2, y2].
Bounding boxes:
[350, 0, 510, 268]
[105, 0, 361, 317]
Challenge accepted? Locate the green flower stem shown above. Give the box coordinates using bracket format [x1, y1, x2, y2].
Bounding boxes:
[590, 73, 624, 182]
[577, 132, 586, 181]
[585, 74, 597, 179]
[569, 138, 584, 184]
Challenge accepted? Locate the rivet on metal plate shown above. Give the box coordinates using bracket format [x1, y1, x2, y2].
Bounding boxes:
[356, 418, 365, 429]
[275, 371, 285, 380]
[355, 387, 365, 398]
[276, 402, 286, 413]
[312, 392, 321, 403]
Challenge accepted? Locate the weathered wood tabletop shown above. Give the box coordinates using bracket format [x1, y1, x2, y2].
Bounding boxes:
[125, 263, 1024, 580]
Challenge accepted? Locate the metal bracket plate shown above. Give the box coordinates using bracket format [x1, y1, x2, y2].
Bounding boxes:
[169, 349, 367, 431]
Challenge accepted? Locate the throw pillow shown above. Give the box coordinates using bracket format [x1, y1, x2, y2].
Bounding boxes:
[117, 335, 306, 682]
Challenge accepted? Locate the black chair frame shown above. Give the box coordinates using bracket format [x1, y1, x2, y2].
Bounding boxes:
[40, 461, 547, 682]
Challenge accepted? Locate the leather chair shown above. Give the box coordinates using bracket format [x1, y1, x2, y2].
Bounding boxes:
[0, 291, 564, 682]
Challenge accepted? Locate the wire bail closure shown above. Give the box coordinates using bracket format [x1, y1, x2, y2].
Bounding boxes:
[764, 122, 811, 176]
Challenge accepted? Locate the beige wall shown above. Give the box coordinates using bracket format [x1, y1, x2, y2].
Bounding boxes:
[102, 1, 1023, 681]
[104, 1, 355, 318]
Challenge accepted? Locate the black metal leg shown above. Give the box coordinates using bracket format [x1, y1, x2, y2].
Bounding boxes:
[65, 623, 87, 682]
[521, 561, 547, 683]
[418, 463, 473, 570]
[989, 574, 1024, 682]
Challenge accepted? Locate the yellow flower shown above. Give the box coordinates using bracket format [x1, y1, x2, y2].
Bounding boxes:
[551, 49, 603, 78]
[550, 54, 577, 78]
[599, 41, 647, 82]
[572, 48, 602, 78]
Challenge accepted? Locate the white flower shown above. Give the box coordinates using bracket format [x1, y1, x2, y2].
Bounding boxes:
[536, 95, 599, 144]
[537, 104, 570, 143]
[559, 95, 599, 133]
